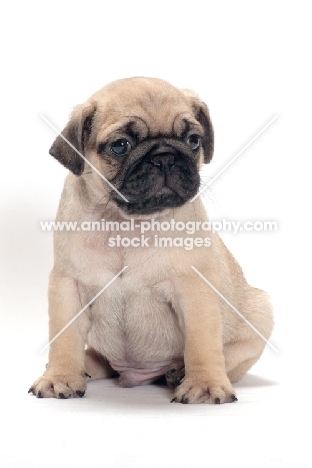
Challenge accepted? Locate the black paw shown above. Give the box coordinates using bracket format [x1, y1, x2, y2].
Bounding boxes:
[165, 366, 185, 390]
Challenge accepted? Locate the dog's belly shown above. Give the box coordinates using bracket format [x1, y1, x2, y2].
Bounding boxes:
[109, 359, 177, 387]
[85, 280, 184, 386]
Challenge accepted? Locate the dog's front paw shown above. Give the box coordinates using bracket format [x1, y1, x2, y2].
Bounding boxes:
[29, 369, 89, 399]
[171, 375, 237, 404]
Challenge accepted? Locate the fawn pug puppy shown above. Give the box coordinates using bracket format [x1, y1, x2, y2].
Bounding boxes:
[29, 77, 273, 404]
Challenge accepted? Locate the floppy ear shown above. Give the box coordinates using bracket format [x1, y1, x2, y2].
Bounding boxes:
[182, 90, 214, 164]
[49, 102, 96, 175]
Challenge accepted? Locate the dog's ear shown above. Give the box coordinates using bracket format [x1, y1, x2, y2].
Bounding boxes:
[182, 90, 214, 164]
[49, 102, 97, 175]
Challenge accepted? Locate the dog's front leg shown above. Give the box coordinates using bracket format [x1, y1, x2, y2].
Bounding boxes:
[29, 272, 90, 399]
[172, 274, 237, 404]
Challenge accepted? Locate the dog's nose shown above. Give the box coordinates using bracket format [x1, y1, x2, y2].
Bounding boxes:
[151, 153, 175, 173]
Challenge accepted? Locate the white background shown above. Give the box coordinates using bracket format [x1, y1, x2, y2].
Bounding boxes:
[0, 1, 311, 467]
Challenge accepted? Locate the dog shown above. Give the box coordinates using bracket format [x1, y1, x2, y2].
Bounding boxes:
[29, 77, 273, 404]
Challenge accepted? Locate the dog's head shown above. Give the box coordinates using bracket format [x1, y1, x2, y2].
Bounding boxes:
[50, 77, 214, 215]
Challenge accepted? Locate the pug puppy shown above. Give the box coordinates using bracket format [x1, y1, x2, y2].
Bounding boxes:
[29, 77, 273, 404]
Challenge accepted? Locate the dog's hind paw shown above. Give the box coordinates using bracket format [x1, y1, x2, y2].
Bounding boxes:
[165, 362, 185, 389]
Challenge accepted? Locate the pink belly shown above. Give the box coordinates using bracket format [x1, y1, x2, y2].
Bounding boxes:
[110, 359, 177, 387]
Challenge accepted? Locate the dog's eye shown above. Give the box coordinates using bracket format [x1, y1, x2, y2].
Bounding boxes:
[110, 139, 131, 156]
[186, 134, 201, 150]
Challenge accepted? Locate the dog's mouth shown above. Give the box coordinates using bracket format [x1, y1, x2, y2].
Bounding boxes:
[113, 190, 194, 215]
[110, 145, 200, 215]
[155, 186, 174, 196]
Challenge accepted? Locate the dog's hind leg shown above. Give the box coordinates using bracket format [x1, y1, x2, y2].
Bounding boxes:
[225, 293, 274, 382]
[84, 347, 118, 381]
[224, 338, 267, 383]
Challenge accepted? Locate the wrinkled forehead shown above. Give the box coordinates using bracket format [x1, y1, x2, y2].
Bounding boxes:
[92, 93, 200, 143]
